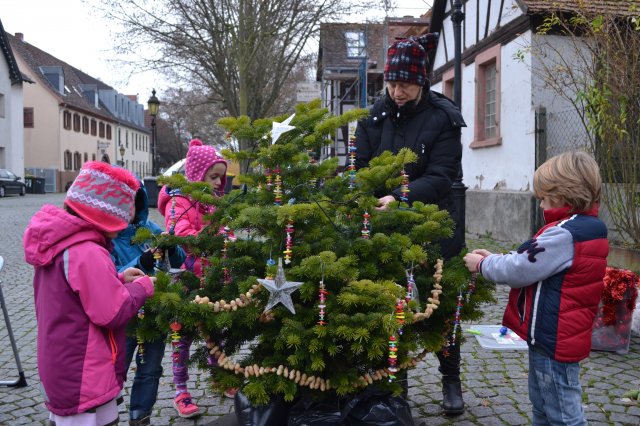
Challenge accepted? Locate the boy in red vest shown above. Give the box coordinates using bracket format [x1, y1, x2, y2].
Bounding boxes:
[464, 151, 609, 426]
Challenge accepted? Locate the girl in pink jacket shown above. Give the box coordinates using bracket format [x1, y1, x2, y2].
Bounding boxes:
[23, 162, 155, 426]
[157, 139, 228, 417]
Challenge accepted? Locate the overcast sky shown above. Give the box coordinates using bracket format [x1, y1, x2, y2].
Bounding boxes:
[2, 0, 432, 102]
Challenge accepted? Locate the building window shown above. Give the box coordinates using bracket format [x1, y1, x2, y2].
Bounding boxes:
[84, 152, 88, 163]
[99, 122, 105, 138]
[0, 93, 5, 117]
[471, 44, 501, 149]
[106, 124, 112, 140]
[63, 111, 72, 130]
[73, 113, 81, 132]
[92, 153, 96, 161]
[442, 68, 455, 101]
[82, 116, 89, 134]
[91, 119, 97, 135]
[345, 31, 365, 57]
[24, 108, 34, 128]
[73, 152, 82, 170]
[64, 150, 72, 170]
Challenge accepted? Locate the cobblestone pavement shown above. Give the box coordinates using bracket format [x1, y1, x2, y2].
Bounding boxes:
[0, 193, 638, 425]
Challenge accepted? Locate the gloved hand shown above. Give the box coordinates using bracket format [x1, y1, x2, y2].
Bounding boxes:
[139, 249, 156, 272]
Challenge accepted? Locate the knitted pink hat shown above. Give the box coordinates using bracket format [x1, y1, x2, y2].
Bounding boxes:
[184, 139, 228, 192]
[64, 161, 140, 233]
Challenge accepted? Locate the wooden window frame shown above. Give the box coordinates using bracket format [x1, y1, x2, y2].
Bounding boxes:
[471, 44, 502, 149]
[82, 116, 89, 134]
[64, 150, 72, 170]
[24, 107, 34, 128]
[73, 113, 81, 132]
[99, 122, 105, 138]
[63, 111, 72, 130]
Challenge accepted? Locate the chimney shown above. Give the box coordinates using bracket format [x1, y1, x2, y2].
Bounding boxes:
[15, 33, 24, 41]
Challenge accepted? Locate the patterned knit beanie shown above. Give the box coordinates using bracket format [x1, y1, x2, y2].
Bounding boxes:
[384, 33, 439, 86]
[65, 161, 140, 233]
[184, 139, 228, 192]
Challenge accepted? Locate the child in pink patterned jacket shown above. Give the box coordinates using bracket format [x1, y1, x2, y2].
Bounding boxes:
[23, 161, 156, 426]
[157, 139, 230, 418]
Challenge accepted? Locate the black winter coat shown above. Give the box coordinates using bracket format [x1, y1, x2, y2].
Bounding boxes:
[355, 90, 466, 258]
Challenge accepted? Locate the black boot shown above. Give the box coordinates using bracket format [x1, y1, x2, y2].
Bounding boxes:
[441, 374, 465, 416]
[436, 345, 465, 416]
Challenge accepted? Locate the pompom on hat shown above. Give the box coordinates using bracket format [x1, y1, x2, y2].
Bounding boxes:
[384, 32, 439, 86]
[184, 139, 228, 193]
[64, 161, 140, 233]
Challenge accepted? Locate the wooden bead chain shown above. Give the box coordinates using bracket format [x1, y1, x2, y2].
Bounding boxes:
[317, 271, 327, 326]
[170, 321, 182, 365]
[221, 226, 232, 284]
[136, 307, 145, 364]
[413, 258, 443, 321]
[169, 192, 177, 234]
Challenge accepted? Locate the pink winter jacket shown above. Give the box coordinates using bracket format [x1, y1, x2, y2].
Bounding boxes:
[23, 204, 154, 416]
[158, 186, 214, 276]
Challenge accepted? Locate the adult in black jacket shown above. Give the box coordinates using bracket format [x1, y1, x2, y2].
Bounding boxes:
[355, 33, 467, 415]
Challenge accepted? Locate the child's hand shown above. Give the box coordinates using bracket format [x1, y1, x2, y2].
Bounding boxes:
[472, 249, 493, 257]
[463, 253, 485, 273]
[123, 267, 146, 283]
[149, 276, 157, 285]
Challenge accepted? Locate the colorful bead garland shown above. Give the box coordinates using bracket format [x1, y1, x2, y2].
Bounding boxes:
[317, 273, 327, 326]
[283, 220, 294, 264]
[348, 136, 357, 189]
[273, 166, 282, 205]
[361, 211, 370, 239]
[399, 169, 410, 202]
[265, 167, 273, 191]
[442, 273, 477, 356]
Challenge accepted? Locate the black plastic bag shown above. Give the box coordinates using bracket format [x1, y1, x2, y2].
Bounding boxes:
[342, 387, 414, 426]
[288, 394, 343, 425]
[234, 390, 292, 426]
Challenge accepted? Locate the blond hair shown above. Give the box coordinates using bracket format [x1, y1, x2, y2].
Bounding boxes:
[533, 151, 602, 212]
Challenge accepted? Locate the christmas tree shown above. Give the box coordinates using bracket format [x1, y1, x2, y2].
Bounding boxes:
[133, 99, 494, 406]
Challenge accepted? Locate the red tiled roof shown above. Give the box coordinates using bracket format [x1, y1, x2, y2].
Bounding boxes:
[524, 0, 639, 16]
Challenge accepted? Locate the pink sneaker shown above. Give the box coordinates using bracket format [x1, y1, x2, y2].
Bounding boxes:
[173, 392, 200, 418]
[224, 387, 238, 399]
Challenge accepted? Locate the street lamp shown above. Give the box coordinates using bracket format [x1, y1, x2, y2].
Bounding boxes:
[451, 0, 467, 249]
[147, 89, 160, 176]
[119, 144, 126, 167]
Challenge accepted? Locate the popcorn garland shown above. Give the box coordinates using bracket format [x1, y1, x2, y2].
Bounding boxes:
[193, 283, 261, 312]
[361, 211, 370, 239]
[442, 273, 477, 356]
[348, 136, 357, 189]
[204, 338, 429, 392]
[273, 166, 282, 205]
[284, 220, 294, 264]
[413, 259, 444, 321]
[400, 170, 410, 202]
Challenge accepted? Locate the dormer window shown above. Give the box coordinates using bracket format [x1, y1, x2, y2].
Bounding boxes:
[345, 31, 365, 58]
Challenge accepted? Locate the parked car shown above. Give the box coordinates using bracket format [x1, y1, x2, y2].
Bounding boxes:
[0, 169, 26, 197]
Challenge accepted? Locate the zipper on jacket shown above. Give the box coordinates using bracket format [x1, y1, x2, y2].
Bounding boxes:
[530, 281, 542, 345]
[108, 330, 117, 364]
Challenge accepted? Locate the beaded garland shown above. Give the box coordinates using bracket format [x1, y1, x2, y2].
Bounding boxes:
[399, 169, 410, 202]
[361, 211, 370, 239]
[387, 335, 398, 381]
[273, 166, 282, 205]
[317, 266, 327, 326]
[265, 168, 273, 191]
[136, 307, 145, 364]
[283, 220, 294, 264]
[442, 273, 477, 356]
[170, 321, 182, 366]
[405, 269, 415, 305]
[348, 136, 357, 189]
[169, 194, 177, 235]
[221, 226, 232, 284]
